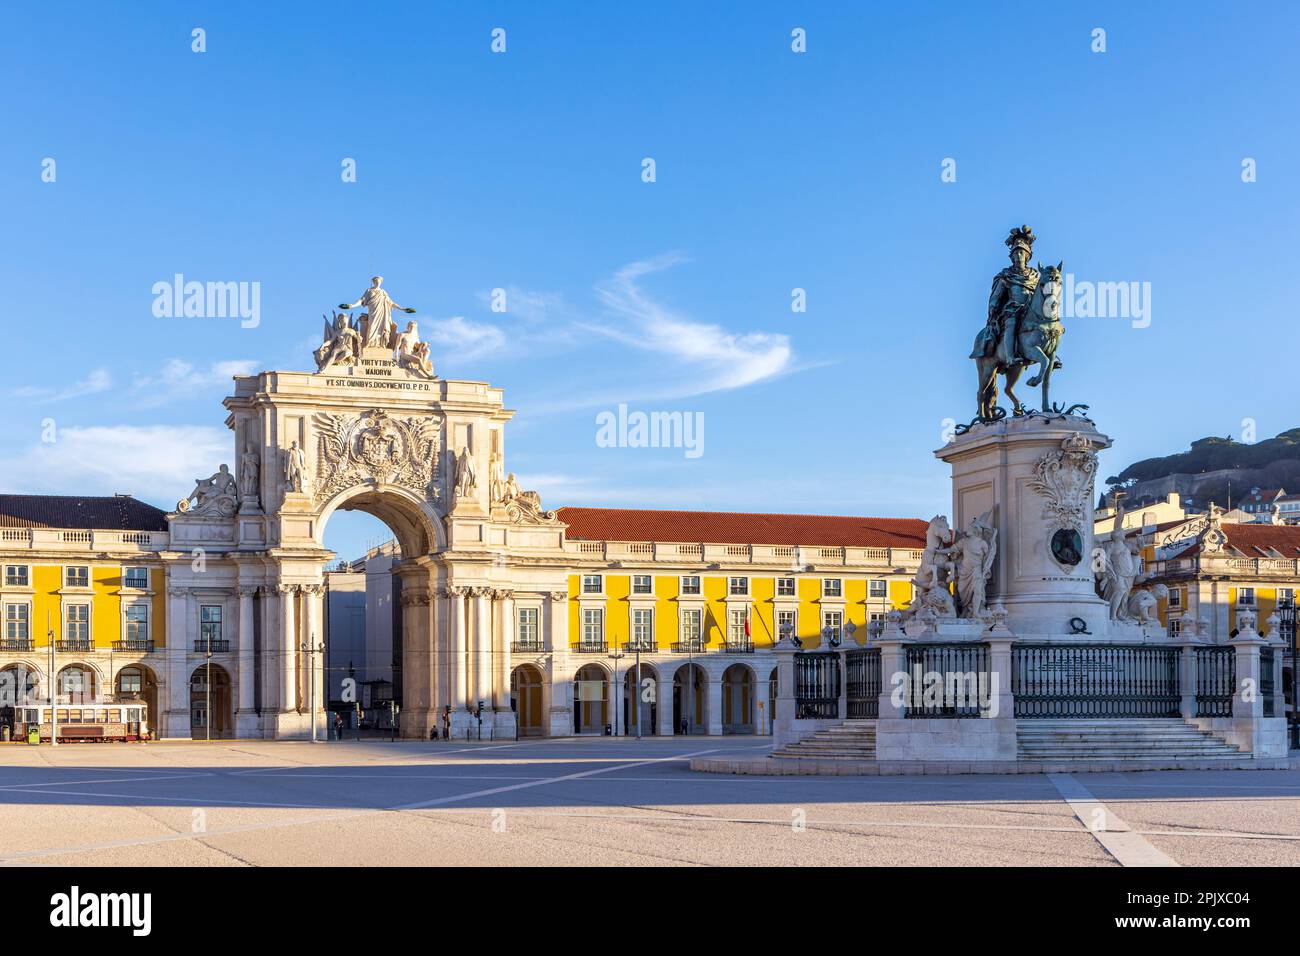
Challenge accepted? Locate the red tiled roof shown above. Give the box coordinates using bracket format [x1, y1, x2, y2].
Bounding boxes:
[0, 495, 169, 532]
[1178, 523, 1300, 560]
[555, 507, 928, 549]
[1223, 523, 1300, 556]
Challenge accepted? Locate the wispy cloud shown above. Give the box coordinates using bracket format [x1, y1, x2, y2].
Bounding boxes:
[592, 253, 793, 395]
[130, 358, 258, 406]
[11, 368, 113, 403]
[0, 424, 230, 504]
[422, 316, 508, 361]
[475, 286, 565, 323]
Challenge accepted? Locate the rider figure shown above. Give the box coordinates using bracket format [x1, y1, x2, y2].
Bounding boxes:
[972, 225, 1038, 367]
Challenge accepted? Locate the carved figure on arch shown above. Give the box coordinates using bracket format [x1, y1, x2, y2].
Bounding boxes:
[454, 446, 477, 498]
[283, 440, 308, 494]
[314, 310, 361, 371]
[177, 464, 238, 517]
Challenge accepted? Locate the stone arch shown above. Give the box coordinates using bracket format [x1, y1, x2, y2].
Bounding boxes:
[115, 663, 160, 730]
[672, 662, 708, 735]
[622, 660, 659, 735]
[190, 662, 233, 739]
[0, 661, 43, 706]
[57, 661, 103, 704]
[511, 663, 545, 737]
[315, 483, 445, 559]
[573, 662, 610, 734]
[722, 662, 757, 734]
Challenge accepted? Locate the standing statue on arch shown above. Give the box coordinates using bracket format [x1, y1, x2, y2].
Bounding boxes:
[339, 276, 417, 349]
[971, 226, 1065, 418]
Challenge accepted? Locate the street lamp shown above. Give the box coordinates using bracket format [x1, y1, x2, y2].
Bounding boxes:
[302, 635, 325, 743]
[47, 612, 57, 747]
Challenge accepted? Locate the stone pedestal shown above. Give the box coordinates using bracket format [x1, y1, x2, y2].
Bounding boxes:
[938, 415, 1111, 638]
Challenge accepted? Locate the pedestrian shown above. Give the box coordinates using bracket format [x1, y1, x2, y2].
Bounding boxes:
[334, 712, 344, 741]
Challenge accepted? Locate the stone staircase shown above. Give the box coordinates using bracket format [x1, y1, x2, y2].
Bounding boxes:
[770, 719, 877, 761]
[1016, 719, 1247, 762]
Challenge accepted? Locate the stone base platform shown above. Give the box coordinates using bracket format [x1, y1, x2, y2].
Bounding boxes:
[690, 755, 1296, 776]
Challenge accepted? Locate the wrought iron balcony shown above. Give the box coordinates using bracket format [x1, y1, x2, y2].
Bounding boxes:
[194, 639, 231, 653]
[723, 640, 754, 653]
[55, 640, 93, 653]
[511, 640, 545, 653]
[113, 639, 155, 653]
[574, 642, 608, 654]
[670, 641, 706, 654]
[0, 638, 34, 652]
[622, 641, 658, 653]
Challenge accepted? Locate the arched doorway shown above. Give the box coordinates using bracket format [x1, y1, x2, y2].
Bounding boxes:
[768, 666, 778, 735]
[511, 664, 545, 737]
[191, 663, 232, 739]
[622, 662, 658, 735]
[317, 485, 446, 741]
[115, 665, 159, 732]
[722, 664, 755, 734]
[673, 663, 707, 735]
[573, 663, 609, 734]
[58, 664, 97, 705]
[0, 663, 40, 706]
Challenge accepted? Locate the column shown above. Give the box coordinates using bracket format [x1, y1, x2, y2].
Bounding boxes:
[258, 585, 276, 716]
[546, 591, 573, 736]
[495, 589, 515, 712]
[450, 586, 467, 711]
[304, 584, 324, 724]
[473, 588, 491, 713]
[236, 586, 256, 715]
[705, 669, 724, 736]
[163, 585, 190, 738]
[657, 672, 676, 736]
[279, 584, 298, 713]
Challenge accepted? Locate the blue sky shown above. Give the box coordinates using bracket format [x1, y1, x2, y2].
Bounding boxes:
[2, 1, 1297, 560]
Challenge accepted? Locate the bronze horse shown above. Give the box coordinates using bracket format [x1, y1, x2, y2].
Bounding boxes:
[974, 262, 1063, 418]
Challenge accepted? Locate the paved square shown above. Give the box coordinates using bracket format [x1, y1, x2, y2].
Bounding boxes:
[1, 738, 1297, 866]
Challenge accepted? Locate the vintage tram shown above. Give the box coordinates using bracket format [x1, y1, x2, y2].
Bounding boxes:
[0, 699, 149, 743]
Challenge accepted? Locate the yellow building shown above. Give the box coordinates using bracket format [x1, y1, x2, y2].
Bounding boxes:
[0, 495, 170, 730]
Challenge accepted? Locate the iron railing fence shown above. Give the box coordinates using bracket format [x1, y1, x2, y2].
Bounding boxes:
[903, 643, 989, 718]
[1195, 646, 1235, 718]
[845, 647, 881, 718]
[1013, 644, 1180, 718]
[794, 651, 840, 719]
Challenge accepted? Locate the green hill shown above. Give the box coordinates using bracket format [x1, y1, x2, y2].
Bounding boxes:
[1104, 428, 1300, 503]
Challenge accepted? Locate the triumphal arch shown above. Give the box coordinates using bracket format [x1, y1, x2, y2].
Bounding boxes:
[164, 278, 569, 739]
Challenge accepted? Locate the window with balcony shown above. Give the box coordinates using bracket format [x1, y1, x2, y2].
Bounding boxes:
[631, 575, 653, 595]
[515, 607, 540, 650]
[868, 579, 888, 599]
[822, 578, 843, 598]
[65, 604, 90, 643]
[680, 575, 701, 595]
[776, 577, 796, 597]
[4, 565, 29, 588]
[199, 605, 224, 650]
[823, 610, 844, 644]
[580, 608, 604, 649]
[728, 577, 748, 596]
[581, 574, 603, 595]
[4, 604, 30, 642]
[65, 566, 90, 588]
[679, 608, 702, 649]
[631, 608, 654, 649]
[123, 566, 149, 590]
[777, 609, 797, 640]
[125, 604, 148, 642]
[727, 609, 751, 650]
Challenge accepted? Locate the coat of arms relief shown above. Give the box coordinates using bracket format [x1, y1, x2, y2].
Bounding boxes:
[1026, 432, 1098, 534]
[312, 408, 442, 503]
